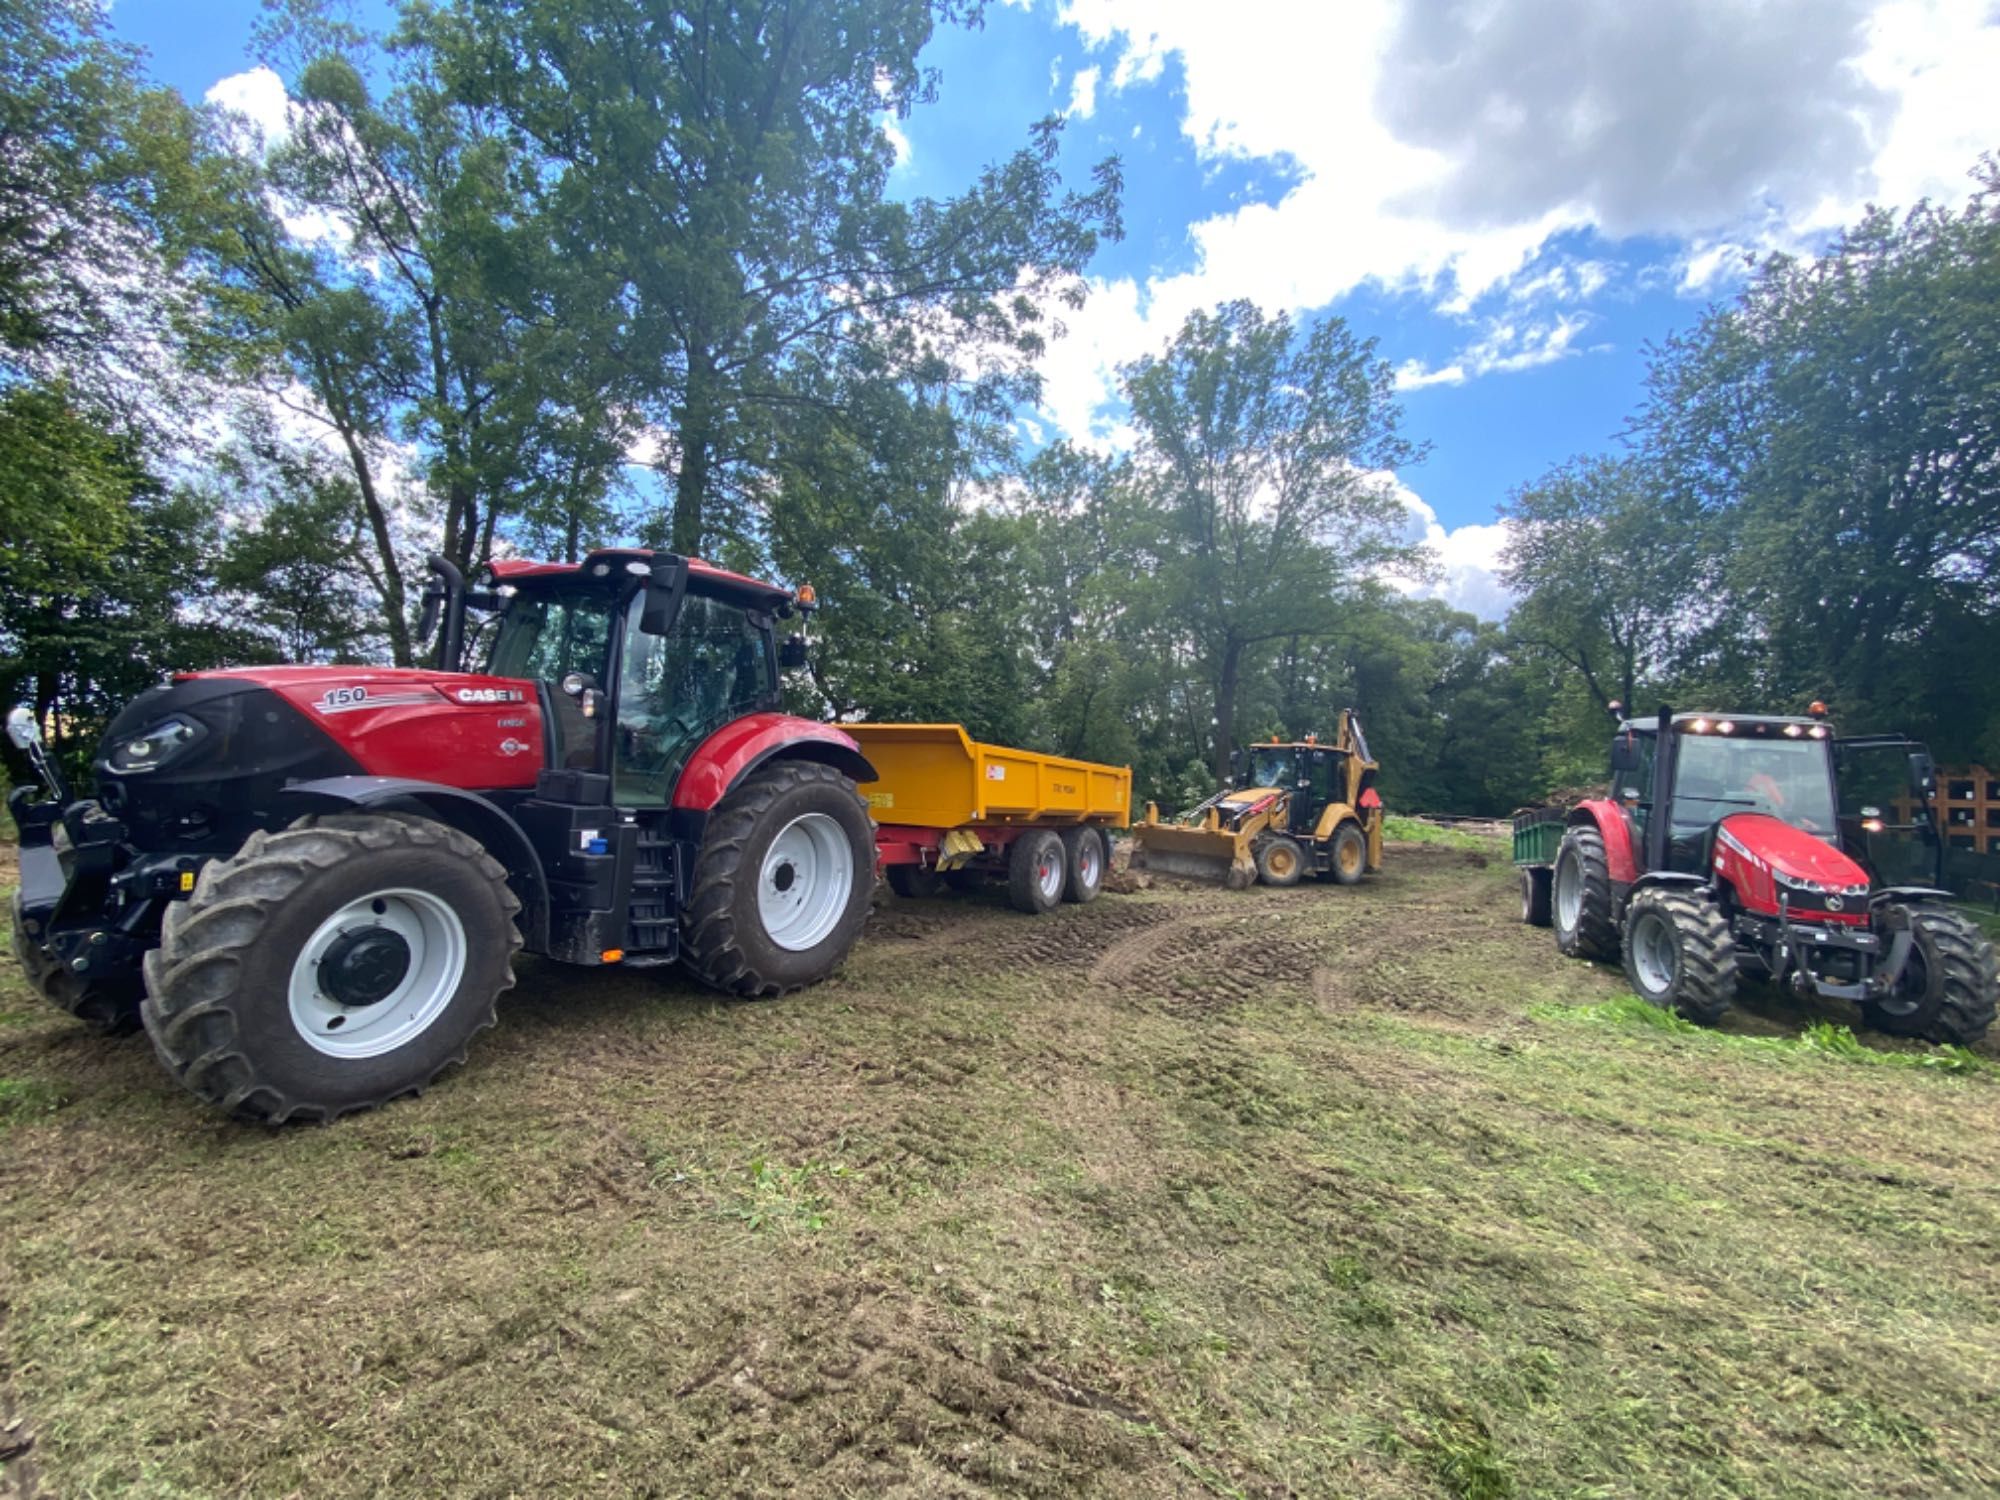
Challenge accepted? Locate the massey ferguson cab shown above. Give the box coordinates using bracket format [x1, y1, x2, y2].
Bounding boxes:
[8, 551, 883, 1122]
[1513, 703, 1997, 1043]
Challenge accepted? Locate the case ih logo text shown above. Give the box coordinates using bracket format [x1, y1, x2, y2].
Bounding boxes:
[455, 687, 525, 705]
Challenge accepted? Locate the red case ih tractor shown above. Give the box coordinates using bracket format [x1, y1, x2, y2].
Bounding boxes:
[1514, 704, 1997, 1043]
[8, 551, 884, 1122]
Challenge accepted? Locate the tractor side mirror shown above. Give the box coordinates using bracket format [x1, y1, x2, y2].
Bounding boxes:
[778, 636, 809, 671]
[1609, 736, 1641, 774]
[639, 555, 689, 637]
[1908, 749, 1937, 800]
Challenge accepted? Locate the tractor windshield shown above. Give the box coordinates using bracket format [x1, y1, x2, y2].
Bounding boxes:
[482, 587, 618, 682]
[1672, 734, 1836, 835]
[1248, 748, 1298, 787]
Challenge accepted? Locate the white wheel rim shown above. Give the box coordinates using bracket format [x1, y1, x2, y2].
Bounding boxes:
[288, 888, 468, 1059]
[758, 813, 854, 953]
[1631, 911, 1677, 996]
[1078, 836, 1102, 890]
[1555, 850, 1582, 931]
[1038, 843, 1064, 901]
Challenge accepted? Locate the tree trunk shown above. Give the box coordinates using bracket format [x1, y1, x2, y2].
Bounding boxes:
[1212, 636, 1244, 782]
[671, 351, 719, 556]
[337, 427, 413, 667]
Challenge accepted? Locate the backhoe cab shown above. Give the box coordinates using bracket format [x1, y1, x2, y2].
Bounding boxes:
[10, 550, 879, 1123]
[1129, 710, 1384, 889]
[1513, 703, 1996, 1043]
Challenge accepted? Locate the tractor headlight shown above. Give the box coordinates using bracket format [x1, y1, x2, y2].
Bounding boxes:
[107, 716, 205, 774]
[1773, 871, 1826, 895]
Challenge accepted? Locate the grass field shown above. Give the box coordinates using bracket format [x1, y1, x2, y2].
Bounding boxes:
[4, 839, 1999, 1498]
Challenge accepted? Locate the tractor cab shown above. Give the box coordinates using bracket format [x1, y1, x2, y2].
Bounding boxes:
[1607, 710, 1842, 876]
[1241, 738, 1360, 838]
[448, 553, 815, 804]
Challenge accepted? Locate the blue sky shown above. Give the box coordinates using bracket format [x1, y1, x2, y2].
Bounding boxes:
[110, 0, 1999, 616]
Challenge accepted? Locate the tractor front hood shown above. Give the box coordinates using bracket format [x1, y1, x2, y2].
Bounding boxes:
[1715, 813, 1870, 889]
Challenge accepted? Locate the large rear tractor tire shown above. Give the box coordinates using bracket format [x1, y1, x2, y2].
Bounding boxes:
[1329, 822, 1368, 887]
[1553, 825, 1619, 961]
[1060, 827, 1106, 904]
[1008, 829, 1067, 914]
[1861, 905, 1997, 1046]
[1621, 887, 1736, 1025]
[682, 761, 875, 998]
[141, 815, 520, 1123]
[12, 895, 144, 1034]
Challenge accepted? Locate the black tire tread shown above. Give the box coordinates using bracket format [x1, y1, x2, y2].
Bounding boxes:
[1060, 827, 1103, 905]
[1521, 867, 1553, 928]
[1622, 887, 1735, 1025]
[141, 814, 519, 1124]
[682, 761, 872, 998]
[1329, 822, 1367, 887]
[1007, 829, 1064, 915]
[1554, 826, 1619, 961]
[1865, 906, 1997, 1046]
[1256, 835, 1305, 888]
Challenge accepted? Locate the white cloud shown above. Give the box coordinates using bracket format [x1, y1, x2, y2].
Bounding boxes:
[1066, 65, 1101, 119]
[205, 66, 292, 148]
[1035, 0, 1997, 444]
[883, 117, 914, 167]
[1386, 480, 1515, 619]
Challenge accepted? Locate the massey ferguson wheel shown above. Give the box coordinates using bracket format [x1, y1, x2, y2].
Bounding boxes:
[681, 760, 875, 998]
[1621, 887, 1736, 1025]
[1330, 822, 1367, 886]
[1553, 826, 1619, 961]
[1008, 829, 1067, 914]
[1862, 905, 1998, 1046]
[1256, 835, 1305, 888]
[12, 894, 144, 1034]
[1060, 827, 1105, 904]
[140, 815, 520, 1123]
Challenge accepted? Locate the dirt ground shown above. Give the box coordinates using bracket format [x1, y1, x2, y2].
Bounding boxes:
[3, 840, 1999, 1498]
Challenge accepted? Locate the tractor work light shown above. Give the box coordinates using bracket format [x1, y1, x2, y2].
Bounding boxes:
[1784, 724, 1804, 737]
[1690, 717, 1711, 733]
[1716, 720, 1736, 735]
[1808, 725, 1829, 739]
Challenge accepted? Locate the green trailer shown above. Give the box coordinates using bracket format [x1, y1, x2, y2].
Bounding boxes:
[1512, 806, 1567, 927]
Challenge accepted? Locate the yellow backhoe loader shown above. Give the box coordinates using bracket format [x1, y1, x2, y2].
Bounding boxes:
[1130, 710, 1384, 889]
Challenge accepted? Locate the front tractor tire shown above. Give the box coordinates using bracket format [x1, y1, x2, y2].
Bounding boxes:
[12, 895, 143, 1034]
[682, 760, 875, 998]
[1552, 825, 1619, 961]
[1256, 835, 1305, 888]
[1621, 887, 1736, 1026]
[141, 815, 521, 1124]
[1862, 905, 1998, 1046]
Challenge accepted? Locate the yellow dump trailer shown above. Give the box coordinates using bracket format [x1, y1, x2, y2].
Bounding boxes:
[846, 723, 1131, 914]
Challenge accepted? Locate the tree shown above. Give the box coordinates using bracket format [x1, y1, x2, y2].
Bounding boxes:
[422, 0, 1122, 554]
[1499, 454, 1710, 718]
[1118, 301, 1428, 779]
[1639, 162, 2000, 761]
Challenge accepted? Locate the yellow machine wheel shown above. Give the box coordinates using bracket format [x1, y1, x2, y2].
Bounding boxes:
[1256, 836, 1305, 888]
[1330, 822, 1367, 886]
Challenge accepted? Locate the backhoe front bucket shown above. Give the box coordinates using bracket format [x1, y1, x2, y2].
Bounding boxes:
[1129, 822, 1257, 890]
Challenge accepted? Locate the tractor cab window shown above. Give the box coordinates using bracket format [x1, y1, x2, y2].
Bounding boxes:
[1611, 730, 1656, 841]
[1836, 739, 1942, 886]
[483, 589, 618, 683]
[1248, 747, 1298, 788]
[1672, 734, 1836, 836]
[613, 589, 777, 804]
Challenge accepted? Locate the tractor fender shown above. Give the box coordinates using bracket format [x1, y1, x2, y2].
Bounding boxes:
[1567, 799, 1639, 884]
[281, 776, 549, 951]
[1870, 885, 1956, 905]
[671, 713, 878, 813]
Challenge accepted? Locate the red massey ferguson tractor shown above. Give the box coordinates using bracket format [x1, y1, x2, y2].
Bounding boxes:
[8, 551, 886, 1122]
[1513, 704, 1998, 1043]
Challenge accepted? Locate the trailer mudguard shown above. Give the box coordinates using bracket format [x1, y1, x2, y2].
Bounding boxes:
[1568, 799, 1639, 884]
[670, 714, 876, 812]
[281, 776, 549, 951]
